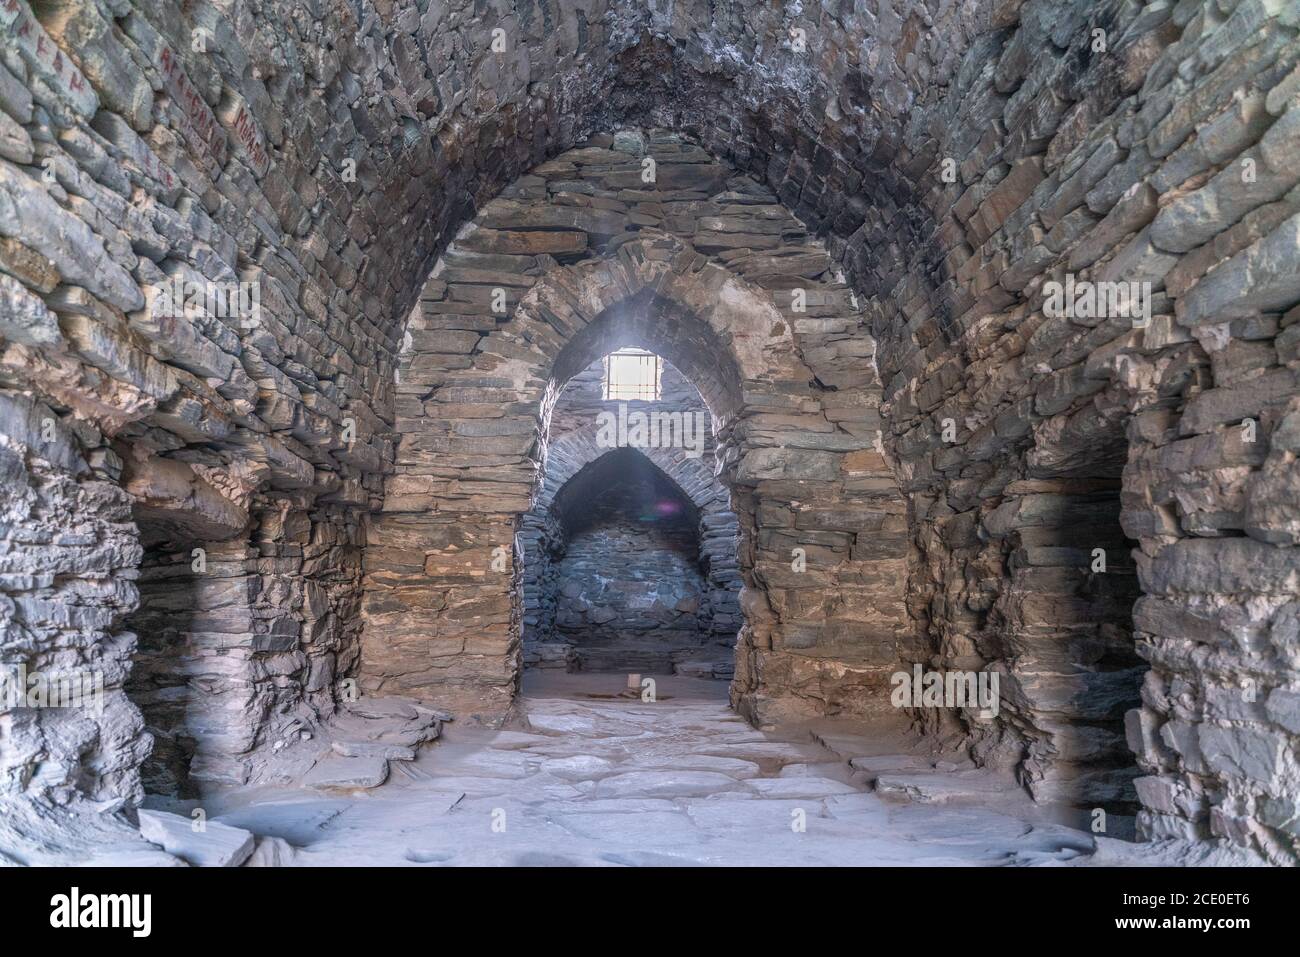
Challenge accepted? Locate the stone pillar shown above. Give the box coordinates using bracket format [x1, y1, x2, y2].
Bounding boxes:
[360, 511, 522, 721]
[728, 433, 913, 726]
[0, 392, 148, 809]
[1124, 398, 1300, 861]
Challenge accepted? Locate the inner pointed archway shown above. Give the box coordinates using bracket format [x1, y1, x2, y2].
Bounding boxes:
[522, 350, 742, 679]
[360, 134, 911, 727]
[545, 448, 715, 674]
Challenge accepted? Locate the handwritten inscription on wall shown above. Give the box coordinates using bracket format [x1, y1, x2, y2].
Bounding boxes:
[221, 94, 271, 179]
[156, 44, 230, 179]
[1, 0, 98, 118]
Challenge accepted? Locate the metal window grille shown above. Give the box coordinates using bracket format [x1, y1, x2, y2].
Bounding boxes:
[603, 349, 661, 401]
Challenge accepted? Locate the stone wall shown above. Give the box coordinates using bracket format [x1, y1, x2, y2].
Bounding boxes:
[0, 0, 1295, 862]
[520, 358, 740, 675]
[825, 0, 1300, 859]
[0, 0, 424, 822]
[0, 394, 145, 808]
[360, 130, 911, 725]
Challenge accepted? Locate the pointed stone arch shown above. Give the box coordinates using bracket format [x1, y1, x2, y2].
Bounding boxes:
[361, 157, 912, 724]
[521, 431, 741, 674]
[532, 444, 728, 672]
[536, 431, 729, 518]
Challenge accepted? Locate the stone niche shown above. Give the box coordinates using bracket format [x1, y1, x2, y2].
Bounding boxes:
[121, 450, 365, 797]
[359, 131, 912, 728]
[520, 358, 741, 677]
[551, 450, 718, 672]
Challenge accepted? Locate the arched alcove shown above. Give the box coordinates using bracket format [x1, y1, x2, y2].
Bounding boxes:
[522, 354, 741, 677]
[535, 447, 722, 674]
[360, 145, 911, 726]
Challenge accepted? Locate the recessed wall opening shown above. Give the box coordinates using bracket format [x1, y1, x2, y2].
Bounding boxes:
[993, 421, 1147, 836]
[121, 509, 257, 801]
[123, 529, 201, 799]
[522, 355, 741, 680]
[549, 449, 711, 673]
[602, 348, 662, 402]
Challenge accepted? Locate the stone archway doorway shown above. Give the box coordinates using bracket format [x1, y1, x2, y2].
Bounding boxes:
[356, 179, 904, 722]
[520, 351, 742, 680]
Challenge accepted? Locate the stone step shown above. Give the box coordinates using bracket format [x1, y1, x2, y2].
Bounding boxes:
[873, 769, 1022, 805]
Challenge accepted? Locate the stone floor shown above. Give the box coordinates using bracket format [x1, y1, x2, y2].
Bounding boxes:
[126, 673, 1252, 867]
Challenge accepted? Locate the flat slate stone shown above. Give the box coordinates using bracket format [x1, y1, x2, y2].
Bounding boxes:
[848, 753, 932, 774]
[746, 777, 860, 799]
[487, 731, 554, 750]
[302, 756, 390, 790]
[873, 770, 1020, 805]
[593, 770, 743, 799]
[332, 739, 417, 761]
[137, 809, 255, 867]
[243, 836, 300, 867]
[348, 698, 419, 720]
[630, 754, 761, 777]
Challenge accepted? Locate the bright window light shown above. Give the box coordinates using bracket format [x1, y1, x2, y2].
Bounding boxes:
[603, 348, 662, 401]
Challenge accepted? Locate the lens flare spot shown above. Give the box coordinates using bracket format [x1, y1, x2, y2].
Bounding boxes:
[652, 499, 682, 518]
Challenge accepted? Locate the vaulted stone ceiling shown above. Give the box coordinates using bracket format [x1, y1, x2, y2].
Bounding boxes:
[2, 0, 1299, 867]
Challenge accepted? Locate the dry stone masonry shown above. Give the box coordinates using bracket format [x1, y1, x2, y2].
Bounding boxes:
[0, 0, 1296, 865]
[361, 132, 908, 726]
[519, 359, 741, 677]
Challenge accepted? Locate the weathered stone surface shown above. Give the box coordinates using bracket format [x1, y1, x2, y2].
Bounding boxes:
[0, 271, 59, 346]
[241, 835, 300, 867]
[593, 769, 742, 799]
[0, 161, 142, 310]
[137, 808, 254, 867]
[1177, 213, 1300, 325]
[0, 0, 1296, 868]
[121, 454, 249, 541]
[1152, 109, 1300, 254]
[302, 756, 390, 791]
